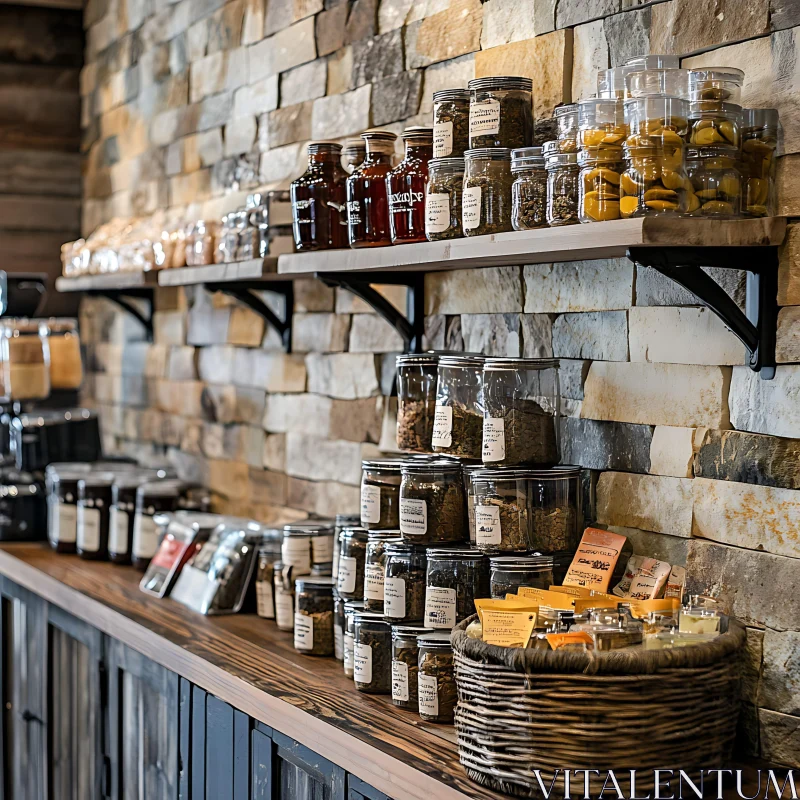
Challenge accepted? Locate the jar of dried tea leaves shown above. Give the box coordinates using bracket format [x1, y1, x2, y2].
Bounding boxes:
[383, 541, 428, 622]
[426, 158, 464, 241]
[255, 527, 283, 619]
[424, 547, 489, 629]
[399, 459, 466, 545]
[282, 521, 335, 574]
[511, 147, 547, 230]
[432, 354, 485, 459]
[433, 89, 470, 158]
[396, 353, 439, 452]
[334, 513, 360, 580]
[527, 466, 582, 553]
[545, 142, 579, 226]
[333, 589, 345, 660]
[462, 148, 513, 236]
[391, 624, 434, 710]
[468, 77, 533, 150]
[361, 459, 402, 529]
[294, 576, 336, 656]
[343, 600, 364, 678]
[337, 527, 369, 599]
[472, 469, 532, 553]
[490, 554, 562, 598]
[364, 530, 402, 612]
[482, 357, 560, 467]
[462, 462, 485, 545]
[741, 108, 778, 217]
[417, 631, 457, 723]
[353, 612, 392, 694]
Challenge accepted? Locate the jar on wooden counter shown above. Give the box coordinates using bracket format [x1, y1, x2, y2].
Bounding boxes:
[361, 459, 402, 530]
[741, 108, 778, 218]
[334, 513, 360, 581]
[353, 612, 392, 694]
[396, 353, 439, 452]
[432, 354, 485, 459]
[255, 527, 283, 620]
[544, 142, 579, 226]
[425, 158, 464, 241]
[399, 459, 466, 545]
[273, 561, 295, 631]
[46, 462, 90, 553]
[685, 145, 741, 217]
[383, 541, 428, 622]
[282, 521, 335, 575]
[294, 576, 336, 656]
[388, 127, 433, 244]
[511, 147, 547, 231]
[433, 89, 470, 158]
[109, 471, 159, 564]
[343, 599, 364, 678]
[424, 547, 489, 629]
[417, 631, 456, 723]
[468, 77, 533, 150]
[77, 472, 115, 560]
[131, 480, 183, 569]
[578, 147, 624, 223]
[364, 530, 401, 612]
[462, 148, 513, 236]
[391, 624, 434, 711]
[337, 527, 369, 600]
[47, 318, 83, 390]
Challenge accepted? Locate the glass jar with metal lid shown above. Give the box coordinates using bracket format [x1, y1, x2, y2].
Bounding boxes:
[132, 480, 184, 569]
[343, 599, 364, 677]
[468, 77, 533, 149]
[432, 354, 485, 458]
[383, 541, 428, 621]
[2, 319, 50, 401]
[555, 104, 579, 153]
[545, 141, 579, 226]
[462, 148, 513, 236]
[273, 561, 295, 631]
[361, 459, 402, 529]
[342, 137, 366, 174]
[399, 459, 466, 545]
[482, 357, 560, 467]
[689, 67, 744, 108]
[578, 147, 624, 223]
[417, 631, 456, 723]
[433, 89, 470, 157]
[425, 158, 464, 241]
[282, 521, 335, 575]
[337, 526, 369, 599]
[334, 513, 360, 580]
[353, 612, 392, 694]
[741, 108, 778, 218]
[626, 69, 691, 100]
[77, 471, 115, 560]
[294, 575, 336, 656]
[46, 462, 90, 553]
[333, 590, 345, 660]
[46, 318, 83, 390]
[490, 554, 564, 598]
[364, 530, 402, 612]
[578, 97, 627, 148]
[396, 353, 438, 452]
[511, 147, 547, 231]
[391, 624, 434, 710]
[685, 145, 741, 217]
[109, 470, 160, 564]
[255, 526, 284, 619]
[424, 547, 489, 629]
[462, 462, 484, 544]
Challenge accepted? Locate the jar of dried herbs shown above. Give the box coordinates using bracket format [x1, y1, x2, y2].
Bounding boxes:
[334, 513, 360, 581]
[471, 469, 531, 553]
[489, 554, 566, 598]
[361, 460, 402, 529]
[255, 527, 283, 619]
[425, 548, 489, 629]
[462, 148, 513, 236]
[353, 612, 392, 694]
[383, 541, 428, 622]
[282, 521, 335, 574]
[337, 527, 369, 599]
[343, 600, 364, 678]
[545, 142, 579, 226]
[417, 632, 457, 723]
[482, 357, 560, 467]
[468, 77, 533, 150]
[364, 530, 402, 612]
[741, 108, 778, 217]
[462, 462, 484, 545]
[555, 104, 579, 153]
[511, 147, 547, 230]
[399, 459, 466, 545]
[527, 466, 581, 553]
[333, 590, 345, 660]
[432, 354, 485, 459]
[578, 147, 624, 223]
[294, 576, 336, 656]
[433, 89, 470, 157]
[391, 624, 434, 710]
[426, 158, 464, 241]
[396, 353, 439, 452]
[273, 561, 296, 631]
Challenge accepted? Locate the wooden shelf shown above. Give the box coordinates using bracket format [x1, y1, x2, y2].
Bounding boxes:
[155, 257, 304, 286]
[55, 271, 159, 292]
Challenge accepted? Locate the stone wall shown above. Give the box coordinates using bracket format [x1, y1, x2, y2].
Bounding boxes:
[79, 0, 800, 767]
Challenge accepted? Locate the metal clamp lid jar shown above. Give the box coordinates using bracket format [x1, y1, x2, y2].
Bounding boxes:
[462, 148, 513, 237]
[511, 147, 547, 231]
[544, 143, 579, 226]
[468, 76, 533, 150]
[361, 459, 402, 529]
[426, 158, 464, 241]
[433, 89, 470, 158]
[396, 353, 439, 452]
[432, 354, 485, 459]
[399, 458, 466, 545]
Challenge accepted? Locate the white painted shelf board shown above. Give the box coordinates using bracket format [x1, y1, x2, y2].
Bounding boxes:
[55, 271, 158, 292]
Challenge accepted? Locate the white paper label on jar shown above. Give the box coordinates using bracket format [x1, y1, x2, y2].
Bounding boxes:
[426, 193, 451, 235]
[133, 514, 159, 560]
[399, 498, 427, 536]
[337, 556, 357, 594]
[344, 631, 354, 671]
[360, 483, 381, 524]
[274, 587, 294, 629]
[469, 99, 501, 137]
[57, 502, 78, 544]
[431, 405, 453, 448]
[78, 506, 101, 552]
[334, 624, 344, 660]
[433, 120, 453, 157]
[171, 565, 217, 613]
[354, 642, 372, 684]
[108, 508, 129, 554]
[392, 660, 410, 702]
[294, 613, 314, 650]
[475, 505, 502, 546]
[482, 417, 506, 462]
[256, 581, 275, 619]
[347, 200, 362, 227]
[461, 186, 482, 231]
[425, 586, 457, 629]
[418, 673, 439, 717]
[282, 536, 312, 571]
[364, 562, 385, 601]
[384, 577, 406, 618]
[311, 534, 333, 564]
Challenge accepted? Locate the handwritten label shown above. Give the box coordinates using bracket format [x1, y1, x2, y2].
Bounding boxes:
[475, 505, 501, 546]
[360, 483, 380, 524]
[433, 120, 453, 157]
[482, 417, 506, 462]
[256, 581, 275, 619]
[57, 502, 78, 544]
[469, 99, 501, 138]
[399, 498, 427, 536]
[282, 535, 311, 572]
[354, 642, 372, 684]
[364, 562, 385, 601]
[109, 508, 128, 554]
[311, 534, 333, 564]
[274, 587, 294, 629]
[461, 186, 481, 231]
[78, 506, 101, 552]
[626, 557, 672, 600]
[563, 527, 628, 592]
[392, 660, 409, 702]
[425, 193, 451, 234]
[337, 556, 357, 594]
[425, 586, 457, 629]
[294, 613, 314, 650]
[384, 577, 406, 618]
[482, 609, 538, 648]
[418, 673, 439, 716]
[431, 405, 453, 448]
[334, 624, 344, 661]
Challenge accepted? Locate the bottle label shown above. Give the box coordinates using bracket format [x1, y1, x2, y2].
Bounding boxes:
[294, 198, 314, 223]
[433, 121, 453, 158]
[360, 483, 380, 524]
[109, 508, 128, 554]
[274, 587, 294, 628]
[431, 405, 453, 447]
[133, 514, 159, 560]
[482, 417, 506, 462]
[282, 536, 311, 571]
[334, 623, 344, 660]
[418, 673, 439, 716]
[294, 613, 314, 650]
[462, 186, 482, 230]
[426, 193, 451, 234]
[57, 502, 78, 544]
[469, 99, 501, 137]
[364, 562, 384, 601]
[337, 556, 357, 594]
[425, 586, 457, 628]
[475, 505, 502, 546]
[384, 577, 406, 618]
[392, 660, 409, 702]
[399, 498, 427, 536]
[78, 506, 101, 552]
[311, 534, 333, 564]
[347, 200, 362, 227]
[354, 642, 372, 683]
[257, 581, 275, 618]
[344, 631, 354, 671]
[389, 189, 424, 214]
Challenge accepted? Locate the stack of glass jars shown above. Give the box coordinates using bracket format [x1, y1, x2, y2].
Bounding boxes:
[741, 108, 778, 217]
[511, 147, 547, 231]
[544, 140, 579, 226]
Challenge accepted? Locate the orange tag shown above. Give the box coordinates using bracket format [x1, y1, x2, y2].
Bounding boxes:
[628, 598, 680, 618]
[517, 587, 575, 610]
[482, 609, 538, 648]
[563, 528, 628, 592]
[475, 597, 538, 626]
[546, 632, 593, 650]
[574, 593, 622, 614]
[549, 585, 593, 598]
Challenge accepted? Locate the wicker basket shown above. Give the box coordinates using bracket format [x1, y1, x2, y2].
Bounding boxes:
[452, 615, 746, 798]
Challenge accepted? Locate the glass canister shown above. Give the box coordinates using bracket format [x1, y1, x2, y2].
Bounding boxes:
[425, 158, 464, 241]
[597, 65, 634, 100]
[624, 54, 680, 70]
[490, 554, 561, 598]
[388, 127, 433, 244]
[333, 590, 345, 660]
[361, 460, 401, 530]
[545, 143, 579, 226]
[417, 631, 456, 723]
[626, 69, 691, 100]
[391, 624, 434, 710]
[343, 599, 364, 678]
[424, 547, 489, 629]
[620, 143, 690, 218]
[294, 576, 336, 656]
[273, 561, 295, 631]
[685, 145, 741, 217]
[688, 101, 741, 148]
[625, 95, 689, 149]
[689, 67, 744, 108]
[578, 147, 624, 223]
[109, 471, 158, 564]
[334, 513, 360, 581]
[337, 527, 369, 600]
[2, 320, 50, 401]
[342, 137, 366, 174]
[364, 530, 401, 612]
[578, 98, 627, 148]
[353, 612, 392, 694]
[46, 462, 89, 553]
[290, 142, 349, 251]
[255, 527, 283, 619]
[47, 318, 83, 390]
[131, 480, 183, 569]
[383, 541, 428, 622]
[741, 108, 778, 218]
[77, 472, 115, 560]
[346, 129, 398, 248]
[482, 357, 560, 467]
[462, 462, 484, 545]
[462, 148, 513, 236]
[511, 147, 547, 230]
[468, 77, 533, 150]
[282, 521, 335, 575]
[433, 89, 470, 158]
[397, 353, 439, 452]
[399, 459, 466, 545]
[432, 354, 485, 459]
[555, 104, 579, 153]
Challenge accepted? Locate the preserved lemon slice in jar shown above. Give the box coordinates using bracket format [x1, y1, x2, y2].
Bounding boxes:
[620, 196, 640, 217]
[645, 199, 680, 211]
[700, 200, 735, 215]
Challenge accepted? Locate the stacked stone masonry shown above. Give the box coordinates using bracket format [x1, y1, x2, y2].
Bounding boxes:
[79, 0, 800, 767]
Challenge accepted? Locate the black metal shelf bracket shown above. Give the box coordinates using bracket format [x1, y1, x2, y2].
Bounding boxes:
[205, 280, 294, 352]
[86, 288, 154, 341]
[316, 272, 425, 353]
[627, 245, 779, 380]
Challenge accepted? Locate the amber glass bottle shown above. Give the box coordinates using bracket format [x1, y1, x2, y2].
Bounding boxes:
[387, 127, 433, 244]
[290, 142, 349, 251]
[346, 130, 398, 248]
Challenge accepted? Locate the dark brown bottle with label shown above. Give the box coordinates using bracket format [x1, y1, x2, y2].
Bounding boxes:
[388, 127, 433, 244]
[346, 130, 398, 248]
[291, 142, 349, 251]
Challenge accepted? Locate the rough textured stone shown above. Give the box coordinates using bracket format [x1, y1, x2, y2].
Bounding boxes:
[758, 709, 800, 768]
[582, 362, 732, 428]
[280, 59, 327, 105]
[762, 629, 800, 716]
[377, 0, 444, 32]
[291, 313, 350, 353]
[344, 0, 378, 43]
[777, 306, 800, 363]
[258, 142, 305, 184]
[285, 433, 363, 484]
[404, 0, 483, 69]
[316, 3, 348, 56]
[635, 265, 747, 311]
[524, 260, 634, 313]
[165, 346, 196, 380]
[535, 0, 557, 33]
[201, 385, 265, 425]
[233, 76, 279, 117]
[264, 393, 382, 442]
[423, 315, 445, 350]
[348, 314, 405, 353]
[729, 365, 800, 438]
[771, 0, 800, 30]
[305, 353, 379, 398]
[197, 345, 235, 383]
[371, 70, 423, 126]
[480, 0, 538, 49]
[293, 279, 335, 312]
[426, 266, 522, 314]
[265, 101, 313, 148]
[310, 84, 371, 139]
[520, 314, 554, 358]
[248, 18, 316, 82]
[287, 477, 360, 518]
[352, 28, 404, 86]
[559, 359, 591, 400]
[419, 54, 475, 115]
[242, 0, 264, 44]
[552, 311, 628, 361]
[556, 0, 619, 27]
[445, 315, 463, 350]
[231, 350, 306, 392]
[571, 20, 608, 101]
[648, 426, 696, 478]
[603, 7, 650, 66]
[596, 471, 694, 536]
[223, 115, 256, 156]
[561, 417, 653, 472]
[335, 284, 406, 314]
[461, 313, 521, 356]
[606, 526, 689, 567]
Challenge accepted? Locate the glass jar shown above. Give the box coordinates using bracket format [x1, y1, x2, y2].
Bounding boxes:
[0, 469, 45, 541]
[624, 95, 689, 149]
[255, 527, 283, 619]
[346, 129, 398, 248]
[417, 632, 456, 723]
[290, 142, 349, 251]
[109, 471, 158, 564]
[624, 54, 680, 70]
[468, 77, 533, 150]
[688, 101, 742, 150]
[482, 357, 560, 467]
[337, 527, 368, 599]
[545, 144, 579, 226]
[383, 541, 428, 622]
[2, 320, 50, 401]
[689, 67, 744, 108]
[333, 590, 345, 660]
[741, 108, 778, 218]
[597, 65, 634, 100]
[511, 147, 547, 230]
[462, 148, 513, 236]
[432, 354, 485, 459]
[399, 459, 466, 545]
[46, 462, 89, 553]
[462, 462, 484, 545]
[131, 480, 183, 569]
[342, 137, 366, 174]
[343, 600, 364, 678]
[396, 353, 439, 452]
[388, 127, 433, 244]
[490, 554, 563, 598]
[360, 458, 402, 530]
[424, 547, 489, 629]
[273, 561, 295, 631]
[334, 513, 360, 582]
[626, 69, 691, 100]
[282, 521, 335, 574]
[47, 318, 83, 390]
[578, 147, 624, 223]
[620, 145, 690, 218]
[578, 98, 627, 148]
[555, 104, 579, 153]
[294, 576, 336, 656]
[364, 530, 401, 612]
[77, 472, 115, 560]
[353, 612, 392, 694]
[391, 624, 434, 710]
[433, 89, 470, 158]
[685, 145, 741, 217]
[425, 158, 464, 241]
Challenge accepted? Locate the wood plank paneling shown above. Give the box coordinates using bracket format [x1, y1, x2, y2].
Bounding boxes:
[0, 152, 81, 197]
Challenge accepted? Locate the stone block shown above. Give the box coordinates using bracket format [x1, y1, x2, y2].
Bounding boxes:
[648, 426, 695, 478]
[377, 0, 448, 33]
[779, 224, 800, 306]
[280, 59, 327, 105]
[166, 347, 197, 381]
[729, 364, 800, 438]
[265, 101, 313, 148]
[287, 477, 361, 518]
[258, 142, 305, 184]
[603, 6, 650, 66]
[425, 266, 522, 314]
[419, 54, 475, 116]
[187, 301, 231, 346]
[310, 84, 371, 140]
[207, 0, 245, 53]
[758, 709, 800, 768]
[344, 0, 378, 44]
[378, 352, 400, 396]
[248, 17, 316, 82]
[293, 278, 335, 311]
[335, 284, 406, 314]
[552, 311, 628, 361]
[606, 526, 689, 567]
[596, 471, 694, 536]
[153, 310, 186, 346]
[524, 260, 634, 313]
[480, 0, 538, 49]
[263, 393, 382, 441]
[777, 154, 800, 215]
[264, 0, 292, 34]
[285, 433, 363, 484]
[582, 362, 732, 428]
[197, 92, 234, 132]
[224, 116, 257, 157]
[232, 350, 307, 392]
[242, 0, 265, 44]
[520, 314, 554, 358]
[771, 0, 800, 30]
[423, 315, 445, 350]
[352, 28, 404, 86]
[741, 627, 765, 708]
[233, 76, 279, 117]
[461, 313, 521, 356]
[635, 265, 746, 310]
[348, 314, 404, 353]
[572, 19, 609, 100]
[561, 417, 653, 472]
[762, 630, 800, 718]
[371, 70, 423, 126]
[305, 353, 379, 398]
[326, 46, 353, 95]
[201, 385, 266, 425]
[291, 313, 351, 353]
[247, 467, 289, 507]
[405, 0, 483, 69]
[777, 306, 800, 363]
[263, 432, 287, 471]
[208, 459, 250, 500]
[445, 315, 464, 350]
[197, 345, 235, 384]
[560, 359, 591, 400]
[169, 169, 212, 205]
[316, 2, 348, 56]
[556, 0, 619, 27]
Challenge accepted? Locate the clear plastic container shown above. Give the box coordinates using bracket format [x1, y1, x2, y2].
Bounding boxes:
[597, 65, 635, 100]
[353, 612, 392, 694]
[337, 527, 369, 600]
[396, 353, 439, 452]
[399, 459, 466, 545]
[433, 89, 470, 158]
[391, 624, 434, 710]
[361, 459, 402, 529]
[625, 95, 690, 148]
[511, 147, 547, 230]
[545, 143, 579, 226]
[468, 76, 533, 150]
[294, 576, 336, 656]
[432, 354, 485, 459]
[47, 318, 83, 390]
[364, 530, 402, 613]
[689, 67, 744, 107]
[578, 98, 627, 148]
[462, 148, 513, 236]
[383, 541, 428, 622]
[424, 547, 489, 628]
[343, 600, 364, 678]
[741, 108, 778, 218]
[688, 101, 742, 148]
[490, 554, 565, 598]
[685, 145, 741, 217]
[626, 69, 691, 99]
[578, 147, 624, 223]
[555, 104, 579, 153]
[620, 144, 690, 217]
[46, 462, 90, 553]
[255, 527, 283, 619]
[77, 472, 115, 560]
[624, 55, 680, 70]
[417, 631, 456, 723]
[425, 158, 464, 241]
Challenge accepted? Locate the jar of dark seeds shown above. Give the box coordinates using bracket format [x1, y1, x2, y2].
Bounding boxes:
[482, 357, 560, 467]
[364, 530, 402, 612]
[360, 460, 401, 529]
[337, 527, 368, 599]
[417, 632, 457, 723]
[468, 76, 533, 150]
[383, 541, 428, 622]
[294, 576, 336, 656]
[433, 89, 470, 158]
[511, 147, 547, 230]
[545, 142, 579, 226]
[432, 354, 485, 459]
[343, 600, 364, 678]
[424, 547, 489, 629]
[462, 148, 513, 236]
[353, 612, 392, 694]
[425, 158, 464, 241]
[399, 459, 466, 545]
[490, 554, 561, 598]
[396, 353, 439, 452]
[391, 624, 434, 710]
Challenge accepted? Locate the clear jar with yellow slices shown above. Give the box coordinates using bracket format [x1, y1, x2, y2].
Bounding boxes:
[578, 98, 627, 148]
[688, 101, 742, 148]
[578, 147, 623, 223]
[740, 108, 778, 218]
[684, 145, 741, 217]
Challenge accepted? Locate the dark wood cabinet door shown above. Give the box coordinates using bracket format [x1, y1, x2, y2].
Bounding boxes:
[347, 775, 392, 800]
[272, 730, 346, 800]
